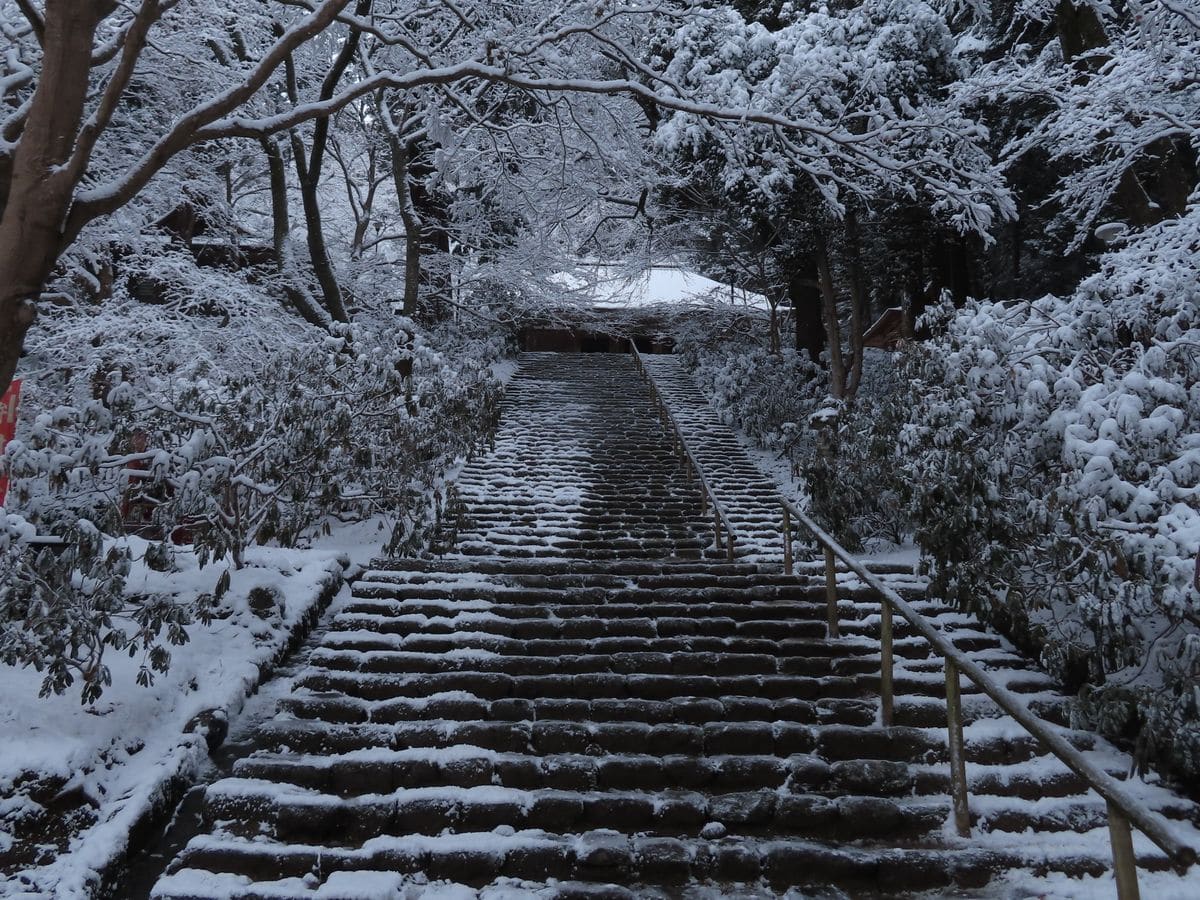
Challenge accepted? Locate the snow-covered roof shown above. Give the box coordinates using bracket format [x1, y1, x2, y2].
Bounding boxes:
[550, 264, 768, 310]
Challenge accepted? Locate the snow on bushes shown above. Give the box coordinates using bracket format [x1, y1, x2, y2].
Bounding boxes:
[677, 332, 906, 550]
[1, 300, 507, 703]
[677, 204, 1200, 782]
[892, 205, 1200, 780]
[894, 273, 1199, 777]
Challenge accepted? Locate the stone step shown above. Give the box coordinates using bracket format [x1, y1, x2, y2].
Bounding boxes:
[318, 629, 1006, 662]
[450, 545, 714, 560]
[231, 747, 1097, 803]
[253, 686, 1065, 732]
[354, 569, 918, 590]
[256, 711, 1091, 768]
[451, 537, 711, 552]
[365, 559, 775, 575]
[338, 593, 937, 621]
[201, 780, 961, 846]
[329, 609, 1003, 652]
[154, 832, 1018, 897]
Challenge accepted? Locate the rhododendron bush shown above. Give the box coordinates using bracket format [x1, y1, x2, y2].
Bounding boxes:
[679, 202, 1200, 781]
[0, 297, 506, 702]
[896, 205, 1200, 776]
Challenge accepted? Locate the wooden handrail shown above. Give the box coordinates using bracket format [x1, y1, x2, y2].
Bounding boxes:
[780, 495, 1197, 894]
[629, 342, 737, 561]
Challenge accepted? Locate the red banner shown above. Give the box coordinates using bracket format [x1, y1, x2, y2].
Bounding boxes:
[0, 379, 21, 508]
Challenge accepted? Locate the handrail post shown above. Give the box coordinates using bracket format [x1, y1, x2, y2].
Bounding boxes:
[781, 504, 793, 576]
[823, 547, 840, 638]
[726, 529, 735, 563]
[880, 601, 894, 727]
[1108, 801, 1141, 900]
[713, 509, 723, 554]
[781, 496, 1199, 874]
[945, 659, 971, 837]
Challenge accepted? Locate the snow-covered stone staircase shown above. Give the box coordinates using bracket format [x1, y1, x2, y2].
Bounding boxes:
[149, 352, 1199, 898]
[449, 353, 714, 561]
[640, 354, 788, 561]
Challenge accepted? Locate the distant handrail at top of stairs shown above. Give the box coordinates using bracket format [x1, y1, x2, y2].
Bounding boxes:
[629, 341, 736, 562]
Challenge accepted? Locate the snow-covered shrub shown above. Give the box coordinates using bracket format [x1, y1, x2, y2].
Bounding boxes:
[798, 389, 910, 551]
[2, 295, 508, 701]
[891, 205, 1200, 779]
[0, 514, 204, 704]
[679, 341, 822, 453]
[677, 323, 906, 549]
[5, 320, 504, 565]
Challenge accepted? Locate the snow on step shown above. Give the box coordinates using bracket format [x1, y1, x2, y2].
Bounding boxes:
[639, 354, 795, 562]
[149, 561, 1200, 898]
[147, 354, 1200, 896]
[446, 353, 715, 560]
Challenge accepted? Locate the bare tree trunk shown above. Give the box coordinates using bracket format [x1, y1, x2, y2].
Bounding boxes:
[280, 0, 370, 326]
[0, 1, 109, 397]
[843, 209, 867, 400]
[291, 134, 350, 322]
[259, 136, 329, 329]
[814, 233, 846, 401]
[788, 259, 825, 363]
[388, 134, 423, 317]
[261, 137, 290, 262]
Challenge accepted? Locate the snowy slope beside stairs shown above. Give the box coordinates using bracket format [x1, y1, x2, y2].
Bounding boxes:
[149, 353, 1199, 899]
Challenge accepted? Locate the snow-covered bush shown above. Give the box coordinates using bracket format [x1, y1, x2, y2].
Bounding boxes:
[4, 324, 502, 567]
[677, 324, 906, 549]
[894, 207, 1200, 775]
[674, 317, 823, 451]
[1, 294, 508, 701]
[0, 514, 204, 704]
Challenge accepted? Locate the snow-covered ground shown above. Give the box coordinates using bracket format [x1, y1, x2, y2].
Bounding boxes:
[0, 540, 348, 899]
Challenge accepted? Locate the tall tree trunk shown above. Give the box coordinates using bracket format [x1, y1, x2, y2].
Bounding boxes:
[814, 233, 846, 400]
[843, 210, 868, 400]
[788, 259, 825, 363]
[291, 133, 350, 322]
[1055, 0, 1110, 62]
[904, 249, 926, 340]
[404, 140, 452, 321]
[388, 134, 423, 318]
[768, 300, 780, 355]
[259, 136, 329, 329]
[280, 0, 371, 329]
[0, 1, 108, 397]
[261, 137, 290, 262]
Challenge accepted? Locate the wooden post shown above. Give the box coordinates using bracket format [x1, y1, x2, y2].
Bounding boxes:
[726, 528, 735, 563]
[700, 489, 707, 515]
[781, 505, 793, 576]
[1107, 801, 1141, 900]
[823, 547, 839, 638]
[880, 600, 894, 727]
[713, 509, 723, 553]
[945, 659, 971, 837]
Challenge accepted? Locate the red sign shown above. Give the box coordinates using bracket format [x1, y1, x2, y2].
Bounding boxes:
[0, 379, 21, 508]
